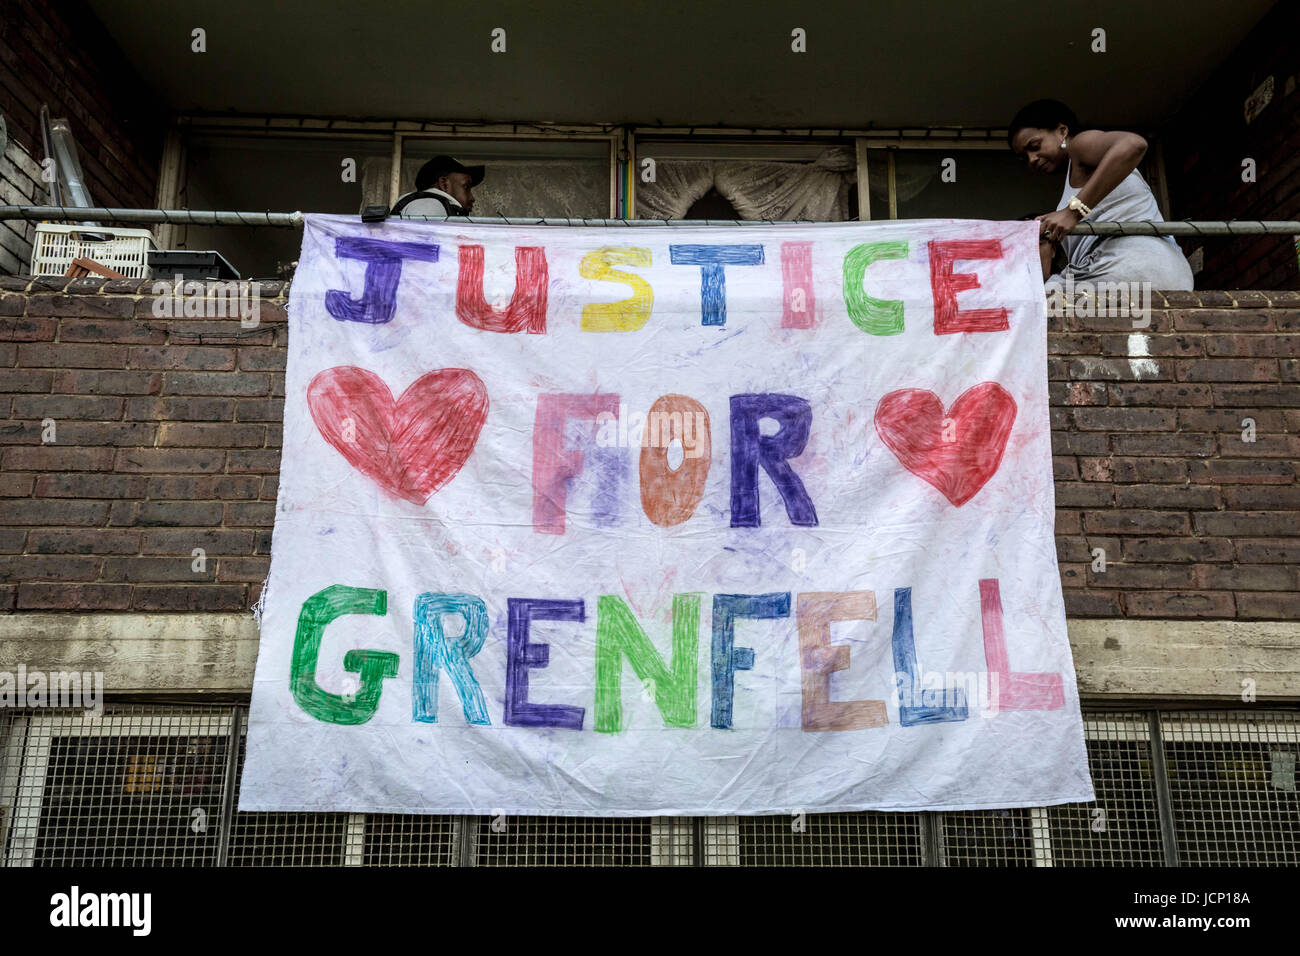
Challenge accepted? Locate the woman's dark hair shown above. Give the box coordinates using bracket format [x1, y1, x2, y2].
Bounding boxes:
[1007, 100, 1083, 146]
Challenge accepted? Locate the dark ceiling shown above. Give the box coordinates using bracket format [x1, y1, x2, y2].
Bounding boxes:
[87, 0, 1278, 129]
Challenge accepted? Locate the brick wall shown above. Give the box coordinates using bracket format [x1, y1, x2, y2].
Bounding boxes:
[0, 0, 163, 271]
[1161, 0, 1300, 290]
[1, 280, 1298, 619]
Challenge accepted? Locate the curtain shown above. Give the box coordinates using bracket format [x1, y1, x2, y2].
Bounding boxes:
[361, 157, 609, 218]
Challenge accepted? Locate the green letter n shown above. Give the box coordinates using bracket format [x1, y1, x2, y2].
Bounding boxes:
[594, 593, 700, 733]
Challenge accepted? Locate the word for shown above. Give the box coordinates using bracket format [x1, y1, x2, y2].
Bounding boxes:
[289, 578, 1063, 731]
[323, 237, 1014, 334]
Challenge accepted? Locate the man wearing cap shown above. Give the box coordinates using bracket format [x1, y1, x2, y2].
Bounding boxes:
[391, 155, 485, 218]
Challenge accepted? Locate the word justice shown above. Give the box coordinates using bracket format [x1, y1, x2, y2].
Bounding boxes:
[322, 237, 1017, 334]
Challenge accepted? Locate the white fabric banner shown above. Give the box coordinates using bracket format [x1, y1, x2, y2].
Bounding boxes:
[240, 213, 1095, 815]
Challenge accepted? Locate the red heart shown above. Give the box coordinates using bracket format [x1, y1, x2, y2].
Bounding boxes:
[307, 366, 488, 505]
[874, 383, 1017, 507]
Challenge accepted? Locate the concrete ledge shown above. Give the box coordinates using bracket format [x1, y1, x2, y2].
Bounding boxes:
[1, 613, 1298, 700]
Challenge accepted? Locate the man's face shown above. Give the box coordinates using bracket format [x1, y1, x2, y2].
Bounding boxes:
[438, 171, 475, 213]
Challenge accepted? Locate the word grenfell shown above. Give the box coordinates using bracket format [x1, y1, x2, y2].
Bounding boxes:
[49, 886, 152, 936]
[0, 665, 103, 716]
[150, 278, 262, 326]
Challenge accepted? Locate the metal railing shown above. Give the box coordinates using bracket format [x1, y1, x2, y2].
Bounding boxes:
[2, 704, 1297, 866]
[4, 205, 1300, 235]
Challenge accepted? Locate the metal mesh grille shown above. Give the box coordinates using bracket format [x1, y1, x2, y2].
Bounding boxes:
[1, 706, 233, 867]
[362, 815, 458, 866]
[1045, 713, 1165, 866]
[935, 808, 1038, 865]
[736, 812, 923, 865]
[474, 816, 652, 866]
[1161, 710, 1300, 866]
[3, 704, 1299, 866]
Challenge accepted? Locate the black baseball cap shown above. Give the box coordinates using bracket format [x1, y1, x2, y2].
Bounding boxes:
[415, 155, 485, 191]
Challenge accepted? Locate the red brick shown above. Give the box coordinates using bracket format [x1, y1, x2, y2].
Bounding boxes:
[34, 474, 148, 498]
[57, 318, 167, 345]
[237, 349, 286, 371]
[145, 476, 262, 499]
[1054, 482, 1115, 507]
[1221, 486, 1300, 509]
[1054, 510, 1080, 535]
[1195, 459, 1296, 484]
[0, 555, 101, 582]
[1083, 510, 1190, 535]
[1113, 484, 1220, 509]
[0, 369, 53, 392]
[1236, 538, 1300, 563]
[158, 422, 266, 447]
[10, 395, 124, 419]
[1170, 309, 1274, 331]
[1125, 591, 1235, 617]
[127, 346, 237, 370]
[1053, 456, 1079, 480]
[1107, 382, 1213, 406]
[114, 448, 225, 473]
[52, 370, 160, 395]
[1211, 384, 1300, 406]
[0, 445, 114, 471]
[17, 583, 131, 610]
[1193, 511, 1300, 536]
[1176, 358, 1278, 382]
[131, 585, 248, 611]
[102, 556, 217, 583]
[26, 529, 141, 555]
[25, 294, 133, 318]
[1088, 562, 1198, 589]
[0, 474, 33, 496]
[1236, 592, 1300, 618]
[1110, 458, 1190, 483]
[0, 499, 109, 525]
[139, 529, 253, 555]
[227, 450, 282, 473]
[1197, 564, 1298, 590]
[1051, 432, 1110, 456]
[1063, 590, 1123, 616]
[217, 556, 271, 582]
[50, 421, 156, 446]
[1178, 408, 1288, 432]
[162, 371, 270, 396]
[1206, 335, 1300, 356]
[1067, 357, 1172, 381]
[0, 317, 56, 341]
[125, 397, 235, 421]
[1121, 537, 1236, 562]
[1079, 457, 1112, 482]
[1073, 407, 1178, 430]
[1110, 434, 1215, 456]
[1100, 334, 1203, 357]
[1218, 434, 1300, 458]
[17, 343, 127, 368]
[224, 501, 275, 526]
[235, 398, 284, 422]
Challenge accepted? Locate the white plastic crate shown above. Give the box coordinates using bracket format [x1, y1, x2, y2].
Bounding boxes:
[30, 222, 157, 279]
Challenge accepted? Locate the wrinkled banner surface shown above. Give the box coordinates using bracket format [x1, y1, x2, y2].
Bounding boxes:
[240, 213, 1094, 815]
